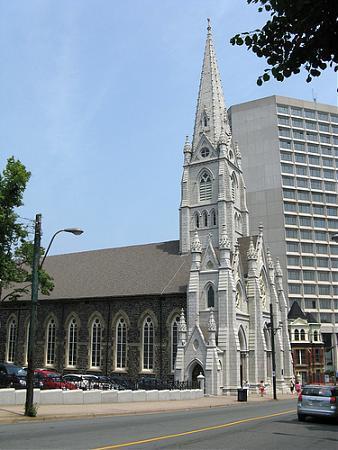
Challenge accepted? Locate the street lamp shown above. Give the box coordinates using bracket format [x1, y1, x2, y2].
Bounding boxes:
[25, 215, 84, 416]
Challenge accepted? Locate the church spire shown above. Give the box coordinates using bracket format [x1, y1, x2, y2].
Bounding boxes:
[192, 19, 231, 150]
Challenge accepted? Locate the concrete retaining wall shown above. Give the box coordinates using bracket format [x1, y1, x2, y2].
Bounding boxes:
[0, 389, 203, 406]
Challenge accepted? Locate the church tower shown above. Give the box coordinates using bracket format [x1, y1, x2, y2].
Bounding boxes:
[179, 20, 249, 254]
[176, 21, 292, 396]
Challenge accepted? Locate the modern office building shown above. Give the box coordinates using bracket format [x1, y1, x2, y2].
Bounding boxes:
[229, 95, 338, 376]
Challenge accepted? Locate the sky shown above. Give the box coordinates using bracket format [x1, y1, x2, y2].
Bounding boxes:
[1, 0, 337, 256]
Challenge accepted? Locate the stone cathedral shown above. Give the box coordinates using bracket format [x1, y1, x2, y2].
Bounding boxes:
[0, 24, 292, 395]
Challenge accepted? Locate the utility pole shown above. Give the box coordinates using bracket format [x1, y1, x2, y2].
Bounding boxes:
[25, 213, 41, 416]
[270, 303, 277, 400]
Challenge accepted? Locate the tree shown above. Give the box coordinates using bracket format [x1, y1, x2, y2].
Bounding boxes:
[230, 0, 338, 85]
[0, 156, 54, 301]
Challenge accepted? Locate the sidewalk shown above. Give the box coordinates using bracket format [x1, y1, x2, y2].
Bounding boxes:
[0, 393, 296, 424]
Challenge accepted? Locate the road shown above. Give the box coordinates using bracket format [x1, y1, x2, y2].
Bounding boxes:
[0, 399, 336, 449]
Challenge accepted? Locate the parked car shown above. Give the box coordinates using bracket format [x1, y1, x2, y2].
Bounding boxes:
[0, 363, 26, 389]
[297, 385, 338, 422]
[35, 369, 77, 390]
[62, 374, 98, 390]
[16, 368, 44, 389]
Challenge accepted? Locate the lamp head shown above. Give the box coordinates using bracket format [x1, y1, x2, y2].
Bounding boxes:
[63, 228, 84, 236]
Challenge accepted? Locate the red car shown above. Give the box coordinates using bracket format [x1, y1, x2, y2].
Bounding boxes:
[34, 369, 77, 390]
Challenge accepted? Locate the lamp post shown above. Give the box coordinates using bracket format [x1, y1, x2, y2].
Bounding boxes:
[269, 303, 277, 400]
[24, 215, 83, 416]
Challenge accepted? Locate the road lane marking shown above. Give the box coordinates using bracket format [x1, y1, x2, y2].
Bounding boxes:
[93, 408, 295, 449]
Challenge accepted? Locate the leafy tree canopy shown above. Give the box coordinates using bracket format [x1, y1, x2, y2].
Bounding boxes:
[230, 0, 338, 85]
[0, 157, 54, 301]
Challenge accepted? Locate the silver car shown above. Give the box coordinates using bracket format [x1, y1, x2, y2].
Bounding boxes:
[297, 384, 338, 421]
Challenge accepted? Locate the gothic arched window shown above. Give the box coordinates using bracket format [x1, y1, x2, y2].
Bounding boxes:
[300, 329, 306, 341]
[207, 286, 215, 308]
[203, 211, 208, 227]
[200, 171, 212, 201]
[294, 329, 299, 341]
[313, 330, 318, 342]
[171, 315, 180, 371]
[7, 318, 16, 363]
[142, 316, 154, 370]
[91, 317, 101, 368]
[195, 213, 200, 229]
[67, 318, 78, 367]
[46, 318, 56, 366]
[231, 172, 238, 200]
[211, 210, 217, 226]
[116, 317, 127, 369]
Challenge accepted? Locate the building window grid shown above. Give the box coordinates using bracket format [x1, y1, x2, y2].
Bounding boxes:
[276, 105, 338, 319]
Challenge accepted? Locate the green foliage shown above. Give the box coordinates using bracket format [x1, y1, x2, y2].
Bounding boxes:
[0, 157, 54, 301]
[230, 0, 338, 85]
[25, 403, 38, 417]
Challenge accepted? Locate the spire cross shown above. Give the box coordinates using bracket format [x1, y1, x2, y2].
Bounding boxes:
[207, 18, 211, 33]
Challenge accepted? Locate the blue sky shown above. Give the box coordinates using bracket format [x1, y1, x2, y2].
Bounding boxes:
[1, 0, 337, 255]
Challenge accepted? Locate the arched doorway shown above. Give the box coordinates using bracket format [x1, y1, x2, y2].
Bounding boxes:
[191, 362, 204, 388]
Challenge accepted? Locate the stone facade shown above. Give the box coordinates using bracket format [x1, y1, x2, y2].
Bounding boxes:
[0, 294, 185, 380]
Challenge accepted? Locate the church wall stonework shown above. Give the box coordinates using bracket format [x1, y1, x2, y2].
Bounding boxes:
[0, 295, 185, 381]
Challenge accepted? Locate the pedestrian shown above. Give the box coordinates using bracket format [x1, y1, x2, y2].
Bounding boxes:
[295, 380, 301, 394]
[259, 380, 265, 397]
[290, 379, 295, 394]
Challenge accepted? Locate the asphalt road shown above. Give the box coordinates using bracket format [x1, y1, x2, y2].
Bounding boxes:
[0, 399, 336, 450]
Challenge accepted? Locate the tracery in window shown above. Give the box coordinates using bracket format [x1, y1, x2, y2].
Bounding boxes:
[143, 316, 154, 370]
[116, 317, 127, 369]
[200, 171, 212, 201]
[7, 318, 16, 363]
[200, 147, 210, 158]
[91, 318, 101, 368]
[46, 318, 56, 366]
[67, 318, 78, 367]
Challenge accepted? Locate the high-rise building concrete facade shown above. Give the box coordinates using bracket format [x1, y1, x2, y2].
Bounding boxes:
[229, 96, 338, 375]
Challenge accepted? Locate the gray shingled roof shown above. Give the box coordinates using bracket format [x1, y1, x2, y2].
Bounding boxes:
[20, 240, 191, 301]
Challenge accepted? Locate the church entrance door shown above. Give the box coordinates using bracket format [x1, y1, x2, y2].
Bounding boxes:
[191, 363, 204, 388]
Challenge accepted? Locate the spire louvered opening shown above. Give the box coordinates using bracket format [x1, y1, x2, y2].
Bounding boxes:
[200, 171, 212, 201]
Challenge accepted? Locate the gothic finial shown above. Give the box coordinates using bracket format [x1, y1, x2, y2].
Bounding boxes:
[234, 141, 241, 159]
[247, 237, 257, 260]
[219, 224, 230, 249]
[207, 307, 217, 332]
[258, 223, 264, 236]
[275, 258, 283, 277]
[179, 308, 187, 333]
[191, 231, 202, 253]
[266, 248, 274, 269]
[183, 135, 192, 153]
